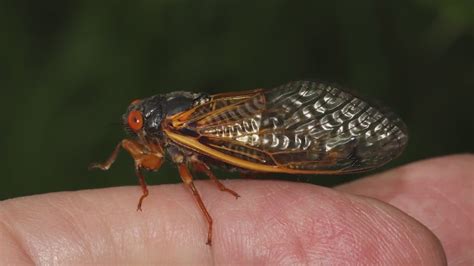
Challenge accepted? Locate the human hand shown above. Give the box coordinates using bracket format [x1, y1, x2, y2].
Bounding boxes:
[1, 154, 472, 264]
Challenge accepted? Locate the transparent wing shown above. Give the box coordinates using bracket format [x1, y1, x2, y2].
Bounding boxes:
[172, 81, 408, 173]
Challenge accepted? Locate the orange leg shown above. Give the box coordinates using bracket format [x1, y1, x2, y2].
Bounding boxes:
[89, 141, 123, 171]
[135, 167, 149, 211]
[90, 139, 163, 211]
[178, 163, 213, 245]
[192, 160, 240, 199]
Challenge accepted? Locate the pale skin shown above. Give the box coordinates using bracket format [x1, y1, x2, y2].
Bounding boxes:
[0, 154, 472, 265]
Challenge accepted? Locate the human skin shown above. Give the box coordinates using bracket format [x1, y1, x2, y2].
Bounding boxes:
[0, 154, 472, 265]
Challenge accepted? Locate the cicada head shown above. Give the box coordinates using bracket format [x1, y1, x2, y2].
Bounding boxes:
[122, 91, 208, 140]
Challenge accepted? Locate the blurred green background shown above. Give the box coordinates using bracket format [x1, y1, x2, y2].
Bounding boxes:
[1, 0, 473, 200]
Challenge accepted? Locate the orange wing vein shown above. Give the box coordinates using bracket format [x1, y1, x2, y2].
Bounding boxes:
[165, 81, 408, 174]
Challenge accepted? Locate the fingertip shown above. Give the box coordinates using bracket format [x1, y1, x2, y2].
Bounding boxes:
[337, 154, 472, 265]
[353, 196, 447, 265]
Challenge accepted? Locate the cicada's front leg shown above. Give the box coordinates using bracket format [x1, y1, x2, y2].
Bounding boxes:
[89, 139, 164, 211]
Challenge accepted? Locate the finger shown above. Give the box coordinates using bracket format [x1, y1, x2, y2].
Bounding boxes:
[337, 154, 474, 265]
[1, 181, 445, 264]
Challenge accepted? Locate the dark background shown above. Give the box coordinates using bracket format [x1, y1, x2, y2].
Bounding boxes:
[1, 1, 473, 200]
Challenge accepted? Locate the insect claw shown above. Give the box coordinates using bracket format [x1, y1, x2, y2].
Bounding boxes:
[88, 163, 109, 171]
[224, 188, 240, 199]
[89, 141, 124, 171]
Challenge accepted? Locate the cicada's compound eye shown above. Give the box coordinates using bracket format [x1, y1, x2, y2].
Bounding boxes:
[128, 110, 144, 132]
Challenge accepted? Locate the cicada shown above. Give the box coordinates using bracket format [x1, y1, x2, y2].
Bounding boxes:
[90, 80, 408, 245]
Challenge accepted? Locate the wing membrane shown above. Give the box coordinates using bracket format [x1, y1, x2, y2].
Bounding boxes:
[168, 81, 408, 173]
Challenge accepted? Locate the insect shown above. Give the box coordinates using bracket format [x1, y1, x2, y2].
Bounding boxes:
[90, 80, 408, 245]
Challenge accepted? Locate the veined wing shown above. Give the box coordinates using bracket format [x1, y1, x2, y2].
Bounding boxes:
[167, 81, 408, 173]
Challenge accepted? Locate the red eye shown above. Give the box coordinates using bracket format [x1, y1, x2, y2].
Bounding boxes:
[128, 110, 144, 132]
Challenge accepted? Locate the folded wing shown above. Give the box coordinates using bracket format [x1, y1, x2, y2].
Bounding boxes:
[170, 81, 408, 173]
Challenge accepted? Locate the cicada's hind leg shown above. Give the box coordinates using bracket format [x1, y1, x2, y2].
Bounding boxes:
[90, 139, 164, 211]
[177, 163, 214, 245]
[192, 159, 240, 199]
